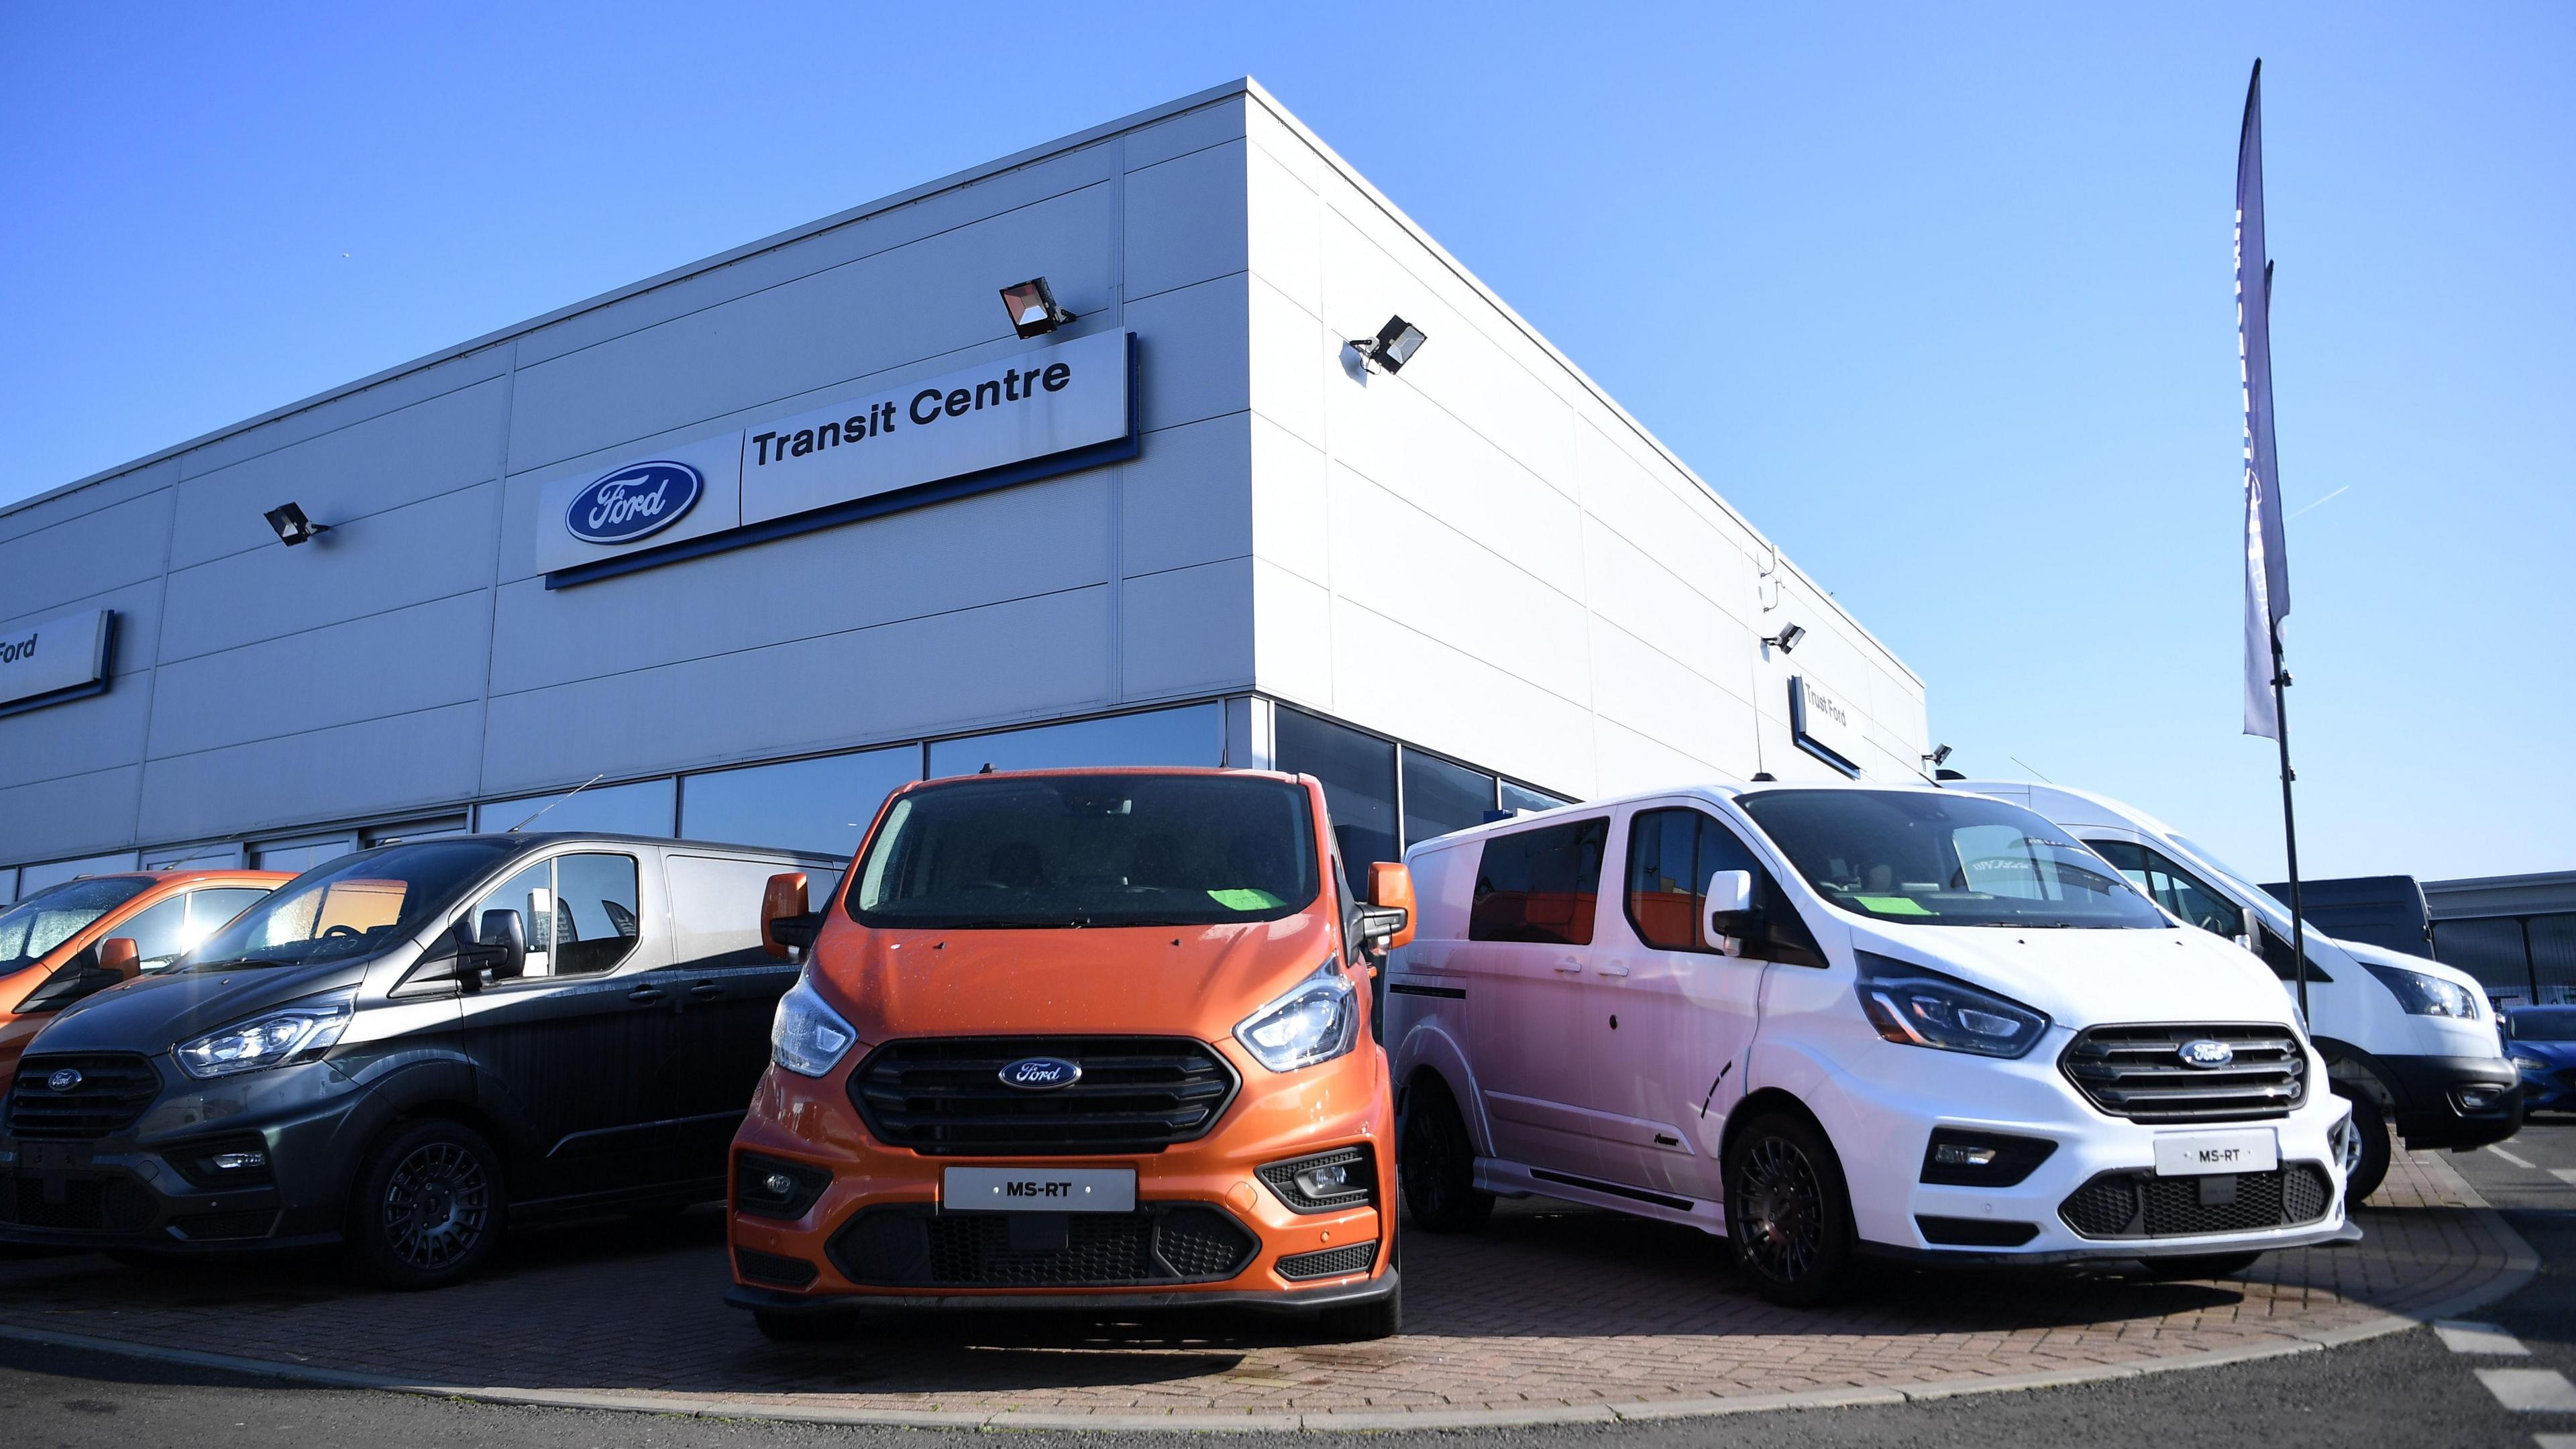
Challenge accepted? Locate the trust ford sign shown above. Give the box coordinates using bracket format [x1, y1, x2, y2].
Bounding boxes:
[565, 461, 702, 545]
[1000, 1057, 1081, 1091]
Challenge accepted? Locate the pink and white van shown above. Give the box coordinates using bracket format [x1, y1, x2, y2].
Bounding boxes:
[1385, 780, 2359, 1305]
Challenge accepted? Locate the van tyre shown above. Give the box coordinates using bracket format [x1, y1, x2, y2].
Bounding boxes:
[348, 1119, 504, 1290]
[1399, 1077, 1492, 1233]
[2336, 1087, 2392, 1202]
[1723, 1110, 1858, 1307]
[1318, 1279, 1401, 1341]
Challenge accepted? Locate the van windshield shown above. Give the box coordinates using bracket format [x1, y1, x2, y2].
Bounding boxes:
[850, 773, 1320, 930]
[180, 839, 521, 969]
[1738, 790, 2167, 929]
[0, 877, 154, 972]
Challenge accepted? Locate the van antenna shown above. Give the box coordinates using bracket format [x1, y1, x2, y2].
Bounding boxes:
[504, 773, 607, 833]
[2007, 755, 2055, 784]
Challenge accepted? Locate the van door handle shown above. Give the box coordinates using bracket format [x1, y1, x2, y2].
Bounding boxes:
[1554, 959, 1585, 973]
[1598, 961, 1631, 978]
[688, 982, 725, 1001]
[627, 985, 667, 1004]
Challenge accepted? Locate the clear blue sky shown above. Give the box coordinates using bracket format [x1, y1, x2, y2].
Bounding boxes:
[3, 3, 2567, 883]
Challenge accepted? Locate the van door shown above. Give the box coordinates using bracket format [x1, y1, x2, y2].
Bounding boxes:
[1460, 816, 1616, 1178]
[453, 851, 676, 1202]
[659, 853, 809, 1177]
[1582, 804, 1779, 1198]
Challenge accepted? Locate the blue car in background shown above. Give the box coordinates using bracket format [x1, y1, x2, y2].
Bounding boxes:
[2503, 1007, 2576, 1115]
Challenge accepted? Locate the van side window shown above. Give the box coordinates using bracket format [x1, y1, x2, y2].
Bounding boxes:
[665, 853, 788, 969]
[470, 861, 555, 978]
[2086, 839, 2238, 936]
[1469, 818, 1608, 945]
[186, 888, 270, 940]
[552, 854, 643, 976]
[110, 894, 197, 971]
[1623, 809, 1826, 965]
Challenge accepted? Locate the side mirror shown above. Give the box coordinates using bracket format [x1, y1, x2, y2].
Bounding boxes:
[97, 937, 143, 981]
[476, 909, 529, 981]
[1364, 863, 1417, 952]
[2238, 906, 2262, 953]
[1706, 869, 1758, 945]
[762, 872, 820, 959]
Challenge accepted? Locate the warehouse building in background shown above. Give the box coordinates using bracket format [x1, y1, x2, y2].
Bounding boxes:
[0, 78, 1929, 898]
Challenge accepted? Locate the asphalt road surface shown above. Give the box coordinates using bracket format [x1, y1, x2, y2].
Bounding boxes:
[9, 1121, 2576, 1448]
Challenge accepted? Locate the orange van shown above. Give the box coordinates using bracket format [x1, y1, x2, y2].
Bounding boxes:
[0, 871, 290, 1089]
[724, 767, 1415, 1341]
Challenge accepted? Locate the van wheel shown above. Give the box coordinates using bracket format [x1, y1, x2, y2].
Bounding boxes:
[1318, 1280, 1401, 1341]
[2133, 1250, 2263, 1281]
[2337, 1087, 2392, 1203]
[1723, 1110, 1858, 1307]
[347, 1119, 504, 1290]
[1399, 1077, 1492, 1233]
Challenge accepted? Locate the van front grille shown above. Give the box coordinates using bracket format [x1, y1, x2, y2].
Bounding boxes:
[2059, 1163, 2334, 1238]
[827, 1203, 1257, 1287]
[0, 1177, 156, 1232]
[5, 1054, 162, 1140]
[2059, 1024, 2305, 1122]
[849, 1037, 1238, 1155]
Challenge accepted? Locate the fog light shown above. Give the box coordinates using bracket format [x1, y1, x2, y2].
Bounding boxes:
[1931, 1144, 1998, 1168]
[2456, 1087, 2502, 1112]
[0, 1148, 15, 1168]
[211, 1150, 266, 1171]
[763, 1171, 796, 1197]
[1919, 1128, 2056, 1187]
[1294, 1161, 1352, 1199]
[1257, 1146, 1374, 1214]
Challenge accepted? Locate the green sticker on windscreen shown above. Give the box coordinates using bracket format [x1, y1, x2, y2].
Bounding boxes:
[1855, 894, 1935, 916]
[1208, 888, 1285, 911]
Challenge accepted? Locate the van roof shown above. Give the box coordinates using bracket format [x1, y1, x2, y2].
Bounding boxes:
[1402, 775, 1955, 856]
[1937, 780, 2182, 840]
[358, 832, 845, 863]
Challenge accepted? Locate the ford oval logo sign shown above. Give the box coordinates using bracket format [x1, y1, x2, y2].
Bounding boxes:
[565, 460, 702, 545]
[46, 1067, 82, 1093]
[1000, 1057, 1081, 1091]
[2179, 1039, 2236, 1069]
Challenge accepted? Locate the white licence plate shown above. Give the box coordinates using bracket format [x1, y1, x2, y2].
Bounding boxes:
[2152, 1129, 2279, 1177]
[942, 1167, 1136, 1213]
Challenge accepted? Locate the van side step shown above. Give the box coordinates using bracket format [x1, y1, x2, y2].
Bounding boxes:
[1473, 1157, 1725, 1235]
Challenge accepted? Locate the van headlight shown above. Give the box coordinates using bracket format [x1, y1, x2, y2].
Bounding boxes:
[2359, 961, 2478, 1019]
[1234, 961, 1359, 1073]
[771, 976, 858, 1078]
[174, 992, 355, 1079]
[1854, 952, 2049, 1059]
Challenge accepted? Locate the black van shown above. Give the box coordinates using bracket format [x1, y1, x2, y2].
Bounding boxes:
[0, 833, 839, 1287]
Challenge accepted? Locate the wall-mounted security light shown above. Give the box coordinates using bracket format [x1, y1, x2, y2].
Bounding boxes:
[1350, 316, 1428, 374]
[1926, 744, 1953, 767]
[263, 502, 331, 547]
[1000, 278, 1075, 339]
[1764, 623, 1807, 654]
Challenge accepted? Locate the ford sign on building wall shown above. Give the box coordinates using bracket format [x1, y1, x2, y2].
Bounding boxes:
[0, 79, 1926, 901]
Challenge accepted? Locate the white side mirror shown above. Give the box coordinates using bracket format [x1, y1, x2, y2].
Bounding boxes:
[1705, 869, 1756, 951]
[2237, 905, 2261, 953]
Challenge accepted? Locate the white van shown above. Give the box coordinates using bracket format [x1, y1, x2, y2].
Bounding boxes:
[1951, 781, 2517, 1200]
[1386, 780, 2357, 1305]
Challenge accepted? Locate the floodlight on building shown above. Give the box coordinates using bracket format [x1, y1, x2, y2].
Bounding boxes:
[1764, 623, 1807, 654]
[1000, 278, 1075, 339]
[263, 502, 331, 547]
[1350, 316, 1428, 374]
[1927, 744, 1953, 767]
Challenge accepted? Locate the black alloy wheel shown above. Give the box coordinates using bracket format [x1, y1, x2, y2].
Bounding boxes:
[1399, 1076, 1493, 1233]
[2335, 1086, 2392, 1203]
[1723, 1110, 1857, 1307]
[349, 1120, 504, 1289]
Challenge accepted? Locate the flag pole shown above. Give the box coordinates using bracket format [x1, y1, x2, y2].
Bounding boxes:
[2269, 620, 2307, 1022]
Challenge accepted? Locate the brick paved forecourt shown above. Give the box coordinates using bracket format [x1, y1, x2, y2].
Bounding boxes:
[0, 1143, 2536, 1431]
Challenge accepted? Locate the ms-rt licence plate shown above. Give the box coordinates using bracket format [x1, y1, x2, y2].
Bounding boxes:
[2152, 1129, 2279, 1177]
[942, 1167, 1136, 1213]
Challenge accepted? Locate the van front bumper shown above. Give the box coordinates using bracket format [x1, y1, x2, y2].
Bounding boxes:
[1806, 1031, 2355, 1263]
[0, 1057, 367, 1253]
[2377, 1054, 2521, 1148]
[725, 1269, 1398, 1319]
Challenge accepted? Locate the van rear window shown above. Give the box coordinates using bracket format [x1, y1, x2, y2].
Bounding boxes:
[1468, 818, 1608, 945]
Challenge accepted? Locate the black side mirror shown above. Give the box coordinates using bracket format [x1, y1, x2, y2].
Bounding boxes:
[441, 909, 527, 991]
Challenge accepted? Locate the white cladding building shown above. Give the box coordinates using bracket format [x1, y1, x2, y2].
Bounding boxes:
[0, 79, 1928, 896]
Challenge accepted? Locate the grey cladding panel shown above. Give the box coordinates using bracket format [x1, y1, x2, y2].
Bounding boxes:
[0, 675, 154, 792]
[146, 592, 493, 759]
[0, 490, 173, 625]
[170, 379, 508, 568]
[138, 702, 484, 845]
[1126, 276, 1251, 435]
[0, 460, 177, 550]
[1122, 140, 1249, 301]
[506, 185, 1120, 474]
[1119, 413, 1254, 578]
[0, 577, 163, 678]
[0, 767, 143, 864]
[480, 586, 1113, 796]
[159, 482, 499, 663]
[489, 472, 1112, 698]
